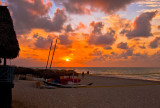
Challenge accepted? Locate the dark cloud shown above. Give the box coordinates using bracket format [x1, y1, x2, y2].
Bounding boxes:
[139, 42, 146, 49]
[34, 35, 53, 49]
[33, 33, 39, 38]
[126, 11, 158, 39]
[34, 33, 73, 49]
[111, 52, 115, 55]
[134, 38, 141, 41]
[104, 46, 112, 50]
[134, 53, 141, 56]
[89, 49, 108, 61]
[117, 42, 128, 49]
[88, 31, 115, 46]
[88, 21, 115, 46]
[119, 49, 133, 59]
[58, 34, 73, 45]
[139, 45, 146, 49]
[158, 25, 160, 30]
[149, 37, 160, 48]
[65, 24, 73, 32]
[8, 0, 67, 34]
[120, 29, 129, 35]
[126, 49, 133, 56]
[90, 21, 104, 35]
[90, 49, 102, 56]
[54, 0, 140, 14]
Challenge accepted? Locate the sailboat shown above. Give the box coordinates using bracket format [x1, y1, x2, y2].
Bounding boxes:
[43, 80, 93, 88]
[44, 38, 93, 88]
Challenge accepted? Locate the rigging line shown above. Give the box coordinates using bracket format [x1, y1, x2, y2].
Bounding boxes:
[46, 40, 53, 69]
[49, 38, 58, 69]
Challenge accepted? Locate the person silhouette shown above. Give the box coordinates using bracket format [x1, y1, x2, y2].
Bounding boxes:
[82, 72, 84, 78]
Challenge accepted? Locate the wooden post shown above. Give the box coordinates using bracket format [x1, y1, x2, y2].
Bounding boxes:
[0, 67, 14, 108]
[4, 57, 6, 66]
[0, 82, 13, 108]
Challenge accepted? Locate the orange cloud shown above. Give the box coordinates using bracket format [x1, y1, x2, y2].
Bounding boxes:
[76, 22, 86, 30]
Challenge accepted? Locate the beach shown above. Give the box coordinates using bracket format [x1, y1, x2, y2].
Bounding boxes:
[12, 75, 160, 108]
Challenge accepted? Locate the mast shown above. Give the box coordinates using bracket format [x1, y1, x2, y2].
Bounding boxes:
[49, 38, 58, 69]
[45, 40, 53, 69]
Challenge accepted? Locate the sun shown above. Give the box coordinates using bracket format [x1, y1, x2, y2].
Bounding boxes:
[66, 58, 70, 62]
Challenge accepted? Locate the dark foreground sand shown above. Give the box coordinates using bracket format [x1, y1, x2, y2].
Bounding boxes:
[12, 75, 160, 108]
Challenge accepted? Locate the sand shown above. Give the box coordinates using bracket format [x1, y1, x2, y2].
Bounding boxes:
[12, 75, 160, 108]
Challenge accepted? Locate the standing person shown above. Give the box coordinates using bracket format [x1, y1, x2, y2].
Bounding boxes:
[87, 71, 89, 75]
[82, 72, 84, 78]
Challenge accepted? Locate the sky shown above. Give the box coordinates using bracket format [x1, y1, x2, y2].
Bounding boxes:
[1, 0, 160, 67]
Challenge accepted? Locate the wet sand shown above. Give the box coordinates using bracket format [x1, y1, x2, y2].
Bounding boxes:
[12, 75, 160, 108]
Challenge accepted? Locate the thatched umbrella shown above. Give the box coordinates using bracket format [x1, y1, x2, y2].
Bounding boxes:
[0, 6, 20, 66]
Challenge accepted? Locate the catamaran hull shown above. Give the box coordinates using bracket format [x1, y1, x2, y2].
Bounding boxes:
[44, 81, 92, 88]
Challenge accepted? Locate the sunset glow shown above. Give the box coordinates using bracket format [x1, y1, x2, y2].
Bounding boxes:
[3, 0, 160, 67]
[65, 58, 70, 62]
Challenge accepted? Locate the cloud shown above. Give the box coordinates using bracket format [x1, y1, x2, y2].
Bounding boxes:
[117, 42, 128, 49]
[88, 21, 115, 46]
[138, 0, 160, 8]
[104, 46, 112, 50]
[34, 35, 53, 49]
[8, 0, 67, 34]
[158, 25, 160, 29]
[33, 33, 39, 38]
[120, 29, 130, 35]
[138, 42, 146, 49]
[65, 24, 74, 32]
[58, 34, 73, 45]
[119, 49, 133, 59]
[89, 48, 109, 61]
[54, 0, 140, 14]
[126, 11, 158, 39]
[90, 48, 102, 56]
[149, 37, 160, 48]
[76, 22, 86, 30]
[139, 45, 146, 49]
[88, 29, 115, 46]
[11, 57, 45, 67]
[90, 21, 104, 35]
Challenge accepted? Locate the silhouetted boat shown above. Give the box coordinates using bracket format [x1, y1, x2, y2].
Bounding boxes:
[44, 80, 93, 88]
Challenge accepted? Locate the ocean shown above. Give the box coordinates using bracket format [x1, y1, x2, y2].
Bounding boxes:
[35, 67, 160, 81]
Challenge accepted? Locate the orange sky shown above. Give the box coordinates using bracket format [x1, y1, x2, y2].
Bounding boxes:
[2, 0, 160, 67]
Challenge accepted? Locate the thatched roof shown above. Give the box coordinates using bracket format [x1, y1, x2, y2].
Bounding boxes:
[0, 6, 20, 59]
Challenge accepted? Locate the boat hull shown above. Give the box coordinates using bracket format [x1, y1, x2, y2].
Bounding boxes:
[44, 81, 92, 88]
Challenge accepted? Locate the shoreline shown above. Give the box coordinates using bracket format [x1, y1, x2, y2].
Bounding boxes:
[93, 74, 160, 83]
[14, 66, 160, 82]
